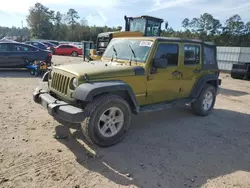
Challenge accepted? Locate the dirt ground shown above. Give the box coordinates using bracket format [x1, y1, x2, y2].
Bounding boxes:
[0, 55, 250, 188]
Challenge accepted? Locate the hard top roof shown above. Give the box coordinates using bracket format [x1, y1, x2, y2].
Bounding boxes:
[155, 36, 215, 45]
[116, 36, 215, 46]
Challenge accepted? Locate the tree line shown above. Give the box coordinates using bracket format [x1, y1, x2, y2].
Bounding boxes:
[1, 2, 250, 47]
[26, 3, 122, 42]
[162, 13, 250, 47]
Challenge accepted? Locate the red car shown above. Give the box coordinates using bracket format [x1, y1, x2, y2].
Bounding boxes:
[52, 44, 82, 57]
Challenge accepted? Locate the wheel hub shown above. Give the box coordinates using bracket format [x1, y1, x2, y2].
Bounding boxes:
[202, 91, 213, 111]
[98, 107, 124, 138]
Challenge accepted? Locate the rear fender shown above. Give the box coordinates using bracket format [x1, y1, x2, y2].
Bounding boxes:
[190, 74, 221, 98]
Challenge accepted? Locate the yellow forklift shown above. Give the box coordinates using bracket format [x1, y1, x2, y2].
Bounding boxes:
[89, 15, 168, 60]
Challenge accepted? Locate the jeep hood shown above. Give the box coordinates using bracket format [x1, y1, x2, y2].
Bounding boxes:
[53, 61, 145, 80]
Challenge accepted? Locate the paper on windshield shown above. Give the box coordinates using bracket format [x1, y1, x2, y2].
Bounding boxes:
[139, 41, 153, 47]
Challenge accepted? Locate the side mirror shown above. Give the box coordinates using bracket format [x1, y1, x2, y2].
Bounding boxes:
[153, 58, 168, 68]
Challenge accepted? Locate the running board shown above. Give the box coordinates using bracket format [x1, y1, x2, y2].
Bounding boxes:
[138, 98, 195, 114]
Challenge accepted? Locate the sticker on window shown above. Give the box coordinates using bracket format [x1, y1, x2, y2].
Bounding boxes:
[139, 41, 153, 47]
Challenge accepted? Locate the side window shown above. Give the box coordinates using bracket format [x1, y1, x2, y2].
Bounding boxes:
[204, 46, 215, 64]
[58, 45, 65, 48]
[184, 45, 200, 65]
[13, 45, 26, 52]
[13, 44, 37, 52]
[65, 45, 73, 48]
[0, 43, 7, 52]
[154, 43, 179, 66]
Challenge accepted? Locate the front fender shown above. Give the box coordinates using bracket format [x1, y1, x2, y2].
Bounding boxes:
[72, 81, 139, 110]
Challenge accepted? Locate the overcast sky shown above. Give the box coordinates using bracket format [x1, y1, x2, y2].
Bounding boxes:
[0, 0, 250, 29]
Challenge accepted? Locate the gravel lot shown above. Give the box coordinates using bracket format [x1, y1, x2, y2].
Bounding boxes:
[0, 55, 250, 188]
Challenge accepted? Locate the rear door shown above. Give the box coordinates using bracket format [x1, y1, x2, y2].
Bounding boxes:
[179, 43, 203, 98]
[55, 45, 65, 55]
[64, 45, 74, 55]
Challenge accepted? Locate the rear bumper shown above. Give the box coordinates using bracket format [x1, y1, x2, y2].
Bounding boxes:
[33, 88, 85, 123]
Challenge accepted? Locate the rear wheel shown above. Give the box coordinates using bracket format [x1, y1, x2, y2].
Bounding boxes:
[81, 94, 131, 147]
[71, 51, 78, 57]
[191, 84, 216, 116]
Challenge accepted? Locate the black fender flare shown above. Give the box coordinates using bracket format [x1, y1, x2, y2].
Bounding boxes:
[190, 74, 220, 98]
[72, 81, 139, 111]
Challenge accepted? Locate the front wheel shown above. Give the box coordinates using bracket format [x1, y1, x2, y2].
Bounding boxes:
[81, 94, 131, 147]
[191, 84, 216, 116]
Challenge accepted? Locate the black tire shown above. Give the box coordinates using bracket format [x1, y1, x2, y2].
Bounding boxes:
[71, 51, 78, 57]
[81, 94, 131, 147]
[191, 84, 216, 116]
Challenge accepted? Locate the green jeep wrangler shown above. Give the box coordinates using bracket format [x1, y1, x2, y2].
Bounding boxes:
[33, 37, 221, 147]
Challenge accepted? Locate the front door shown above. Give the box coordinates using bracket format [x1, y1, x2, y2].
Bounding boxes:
[178, 43, 203, 98]
[146, 42, 183, 104]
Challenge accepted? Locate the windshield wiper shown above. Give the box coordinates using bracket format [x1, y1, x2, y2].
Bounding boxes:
[111, 45, 117, 62]
[128, 44, 137, 66]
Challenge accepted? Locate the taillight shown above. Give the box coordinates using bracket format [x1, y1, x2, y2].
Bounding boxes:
[48, 53, 52, 57]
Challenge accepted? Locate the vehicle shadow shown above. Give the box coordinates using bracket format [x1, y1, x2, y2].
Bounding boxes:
[0, 69, 40, 78]
[55, 107, 250, 188]
[219, 87, 249, 97]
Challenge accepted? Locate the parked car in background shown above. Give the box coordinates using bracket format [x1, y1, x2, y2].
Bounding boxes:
[53, 44, 82, 56]
[0, 42, 52, 68]
[41, 41, 56, 47]
[24, 41, 48, 50]
[47, 40, 60, 46]
[72, 42, 82, 49]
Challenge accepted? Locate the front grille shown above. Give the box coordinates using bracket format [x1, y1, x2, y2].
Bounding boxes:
[51, 72, 70, 95]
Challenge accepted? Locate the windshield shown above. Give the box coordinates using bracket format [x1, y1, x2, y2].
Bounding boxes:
[102, 38, 153, 62]
[129, 18, 146, 33]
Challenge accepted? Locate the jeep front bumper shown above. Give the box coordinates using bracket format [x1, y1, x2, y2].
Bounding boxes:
[33, 88, 85, 123]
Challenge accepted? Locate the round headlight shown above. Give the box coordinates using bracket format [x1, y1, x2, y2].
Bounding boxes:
[72, 78, 78, 88]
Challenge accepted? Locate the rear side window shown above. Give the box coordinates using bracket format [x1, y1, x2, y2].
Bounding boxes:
[204, 46, 215, 64]
[184, 45, 200, 65]
[58, 45, 66, 48]
[154, 43, 179, 66]
[0, 43, 7, 52]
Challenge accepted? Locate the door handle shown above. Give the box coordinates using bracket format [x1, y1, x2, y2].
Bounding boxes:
[193, 69, 201, 73]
